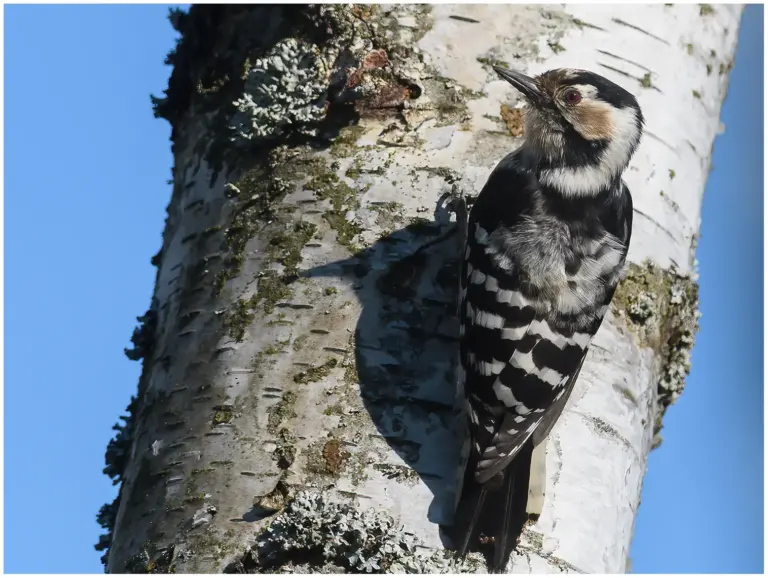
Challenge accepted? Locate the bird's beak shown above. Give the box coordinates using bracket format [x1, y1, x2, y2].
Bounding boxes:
[493, 66, 544, 106]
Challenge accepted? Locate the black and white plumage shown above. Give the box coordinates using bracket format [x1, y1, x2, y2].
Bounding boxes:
[449, 67, 644, 572]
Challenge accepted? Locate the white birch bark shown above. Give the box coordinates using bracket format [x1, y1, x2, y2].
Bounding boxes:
[100, 3, 742, 574]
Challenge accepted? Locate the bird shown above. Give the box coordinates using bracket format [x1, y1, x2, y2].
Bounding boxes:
[448, 65, 644, 572]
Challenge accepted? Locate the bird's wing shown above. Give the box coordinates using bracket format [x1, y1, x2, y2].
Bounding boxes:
[459, 219, 598, 485]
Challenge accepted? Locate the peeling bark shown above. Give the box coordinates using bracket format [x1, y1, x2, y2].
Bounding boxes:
[98, 4, 742, 574]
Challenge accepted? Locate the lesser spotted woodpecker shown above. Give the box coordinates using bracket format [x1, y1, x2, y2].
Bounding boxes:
[449, 66, 644, 571]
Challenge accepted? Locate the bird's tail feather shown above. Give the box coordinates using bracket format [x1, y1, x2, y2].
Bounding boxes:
[453, 476, 488, 556]
[451, 441, 534, 573]
[493, 443, 532, 572]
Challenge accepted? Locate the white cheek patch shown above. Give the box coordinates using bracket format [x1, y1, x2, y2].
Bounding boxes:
[539, 103, 640, 197]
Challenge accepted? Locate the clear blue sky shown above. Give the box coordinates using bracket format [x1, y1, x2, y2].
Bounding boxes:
[4, 4, 763, 574]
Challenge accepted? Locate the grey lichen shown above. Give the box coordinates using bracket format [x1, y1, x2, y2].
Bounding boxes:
[233, 491, 480, 573]
[612, 261, 701, 447]
[96, 302, 159, 565]
[230, 38, 329, 143]
[627, 290, 657, 322]
[123, 306, 158, 361]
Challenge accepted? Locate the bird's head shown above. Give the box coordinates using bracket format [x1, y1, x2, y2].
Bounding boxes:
[494, 66, 644, 196]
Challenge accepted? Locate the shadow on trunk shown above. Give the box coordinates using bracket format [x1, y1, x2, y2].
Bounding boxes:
[297, 192, 466, 545]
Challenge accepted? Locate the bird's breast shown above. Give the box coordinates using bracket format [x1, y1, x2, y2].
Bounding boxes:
[485, 220, 625, 315]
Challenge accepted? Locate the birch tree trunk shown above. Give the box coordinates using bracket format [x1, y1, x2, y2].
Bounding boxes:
[97, 4, 742, 573]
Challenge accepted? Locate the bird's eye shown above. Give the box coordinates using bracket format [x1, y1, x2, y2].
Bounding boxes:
[563, 88, 582, 105]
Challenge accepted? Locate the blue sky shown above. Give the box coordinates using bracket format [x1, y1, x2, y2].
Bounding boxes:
[3, 4, 763, 574]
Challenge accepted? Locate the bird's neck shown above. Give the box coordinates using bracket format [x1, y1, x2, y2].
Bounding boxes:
[519, 138, 631, 199]
[521, 105, 641, 198]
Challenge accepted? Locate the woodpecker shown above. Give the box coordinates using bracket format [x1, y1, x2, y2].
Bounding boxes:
[449, 66, 644, 571]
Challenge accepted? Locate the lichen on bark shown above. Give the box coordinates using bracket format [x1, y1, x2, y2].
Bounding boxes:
[612, 260, 701, 448]
[223, 490, 482, 574]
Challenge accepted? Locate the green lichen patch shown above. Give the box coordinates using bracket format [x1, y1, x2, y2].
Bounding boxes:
[343, 348, 360, 387]
[267, 392, 298, 435]
[323, 403, 344, 416]
[237, 490, 480, 573]
[264, 339, 291, 355]
[640, 72, 653, 89]
[223, 297, 257, 342]
[212, 404, 235, 425]
[699, 4, 714, 16]
[293, 358, 339, 384]
[214, 166, 292, 295]
[304, 169, 365, 253]
[692, 89, 702, 99]
[612, 261, 701, 444]
[187, 529, 232, 566]
[254, 270, 294, 314]
[329, 124, 368, 158]
[426, 75, 477, 127]
[267, 221, 318, 276]
[223, 270, 296, 342]
[267, 313, 294, 327]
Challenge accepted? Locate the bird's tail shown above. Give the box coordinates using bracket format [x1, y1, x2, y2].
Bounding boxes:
[450, 441, 534, 573]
